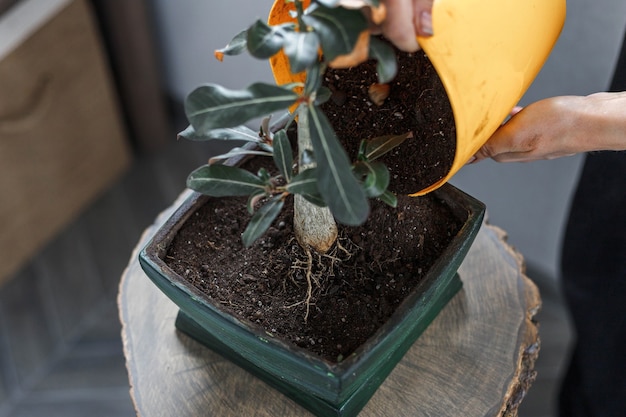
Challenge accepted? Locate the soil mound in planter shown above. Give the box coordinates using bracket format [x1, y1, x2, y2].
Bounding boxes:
[165, 47, 460, 363]
[165, 191, 462, 363]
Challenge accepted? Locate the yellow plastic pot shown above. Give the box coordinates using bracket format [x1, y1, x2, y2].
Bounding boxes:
[268, 0, 566, 195]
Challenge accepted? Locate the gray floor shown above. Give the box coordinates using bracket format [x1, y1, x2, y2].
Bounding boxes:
[0, 138, 573, 417]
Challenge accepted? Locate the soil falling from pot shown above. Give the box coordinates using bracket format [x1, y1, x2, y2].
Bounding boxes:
[165, 46, 460, 363]
[322, 46, 456, 193]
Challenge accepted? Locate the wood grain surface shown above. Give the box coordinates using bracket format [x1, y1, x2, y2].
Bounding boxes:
[119, 190, 540, 417]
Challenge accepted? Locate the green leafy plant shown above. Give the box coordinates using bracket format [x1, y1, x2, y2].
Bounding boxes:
[179, 0, 408, 252]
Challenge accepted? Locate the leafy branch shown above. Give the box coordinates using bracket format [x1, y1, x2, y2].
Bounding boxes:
[181, 0, 405, 249]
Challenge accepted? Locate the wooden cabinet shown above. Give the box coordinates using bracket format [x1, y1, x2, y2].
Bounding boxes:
[0, 0, 130, 283]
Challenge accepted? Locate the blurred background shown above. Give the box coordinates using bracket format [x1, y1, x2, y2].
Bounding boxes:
[0, 0, 624, 416]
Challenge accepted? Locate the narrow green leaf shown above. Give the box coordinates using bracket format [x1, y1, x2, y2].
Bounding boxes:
[365, 132, 411, 161]
[301, 193, 328, 207]
[247, 19, 287, 59]
[268, 111, 297, 133]
[357, 139, 368, 161]
[286, 168, 318, 195]
[257, 167, 272, 183]
[315, 0, 340, 6]
[379, 190, 398, 208]
[208, 148, 273, 165]
[307, 105, 369, 225]
[215, 30, 248, 57]
[177, 125, 200, 141]
[283, 31, 320, 73]
[272, 130, 293, 181]
[369, 36, 398, 84]
[287, 169, 326, 207]
[314, 86, 332, 106]
[185, 83, 299, 133]
[242, 195, 285, 247]
[178, 124, 261, 143]
[303, 6, 368, 62]
[361, 161, 390, 197]
[187, 165, 266, 196]
[260, 116, 272, 140]
[246, 190, 267, 214]
[304, 60, 324, 96]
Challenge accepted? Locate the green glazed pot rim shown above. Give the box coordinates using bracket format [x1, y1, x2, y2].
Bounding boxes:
[138, 182, 485, 405]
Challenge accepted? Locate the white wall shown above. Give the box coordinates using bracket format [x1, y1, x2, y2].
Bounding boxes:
[152, 0, 626, 280]
[151, 0, 274, 101]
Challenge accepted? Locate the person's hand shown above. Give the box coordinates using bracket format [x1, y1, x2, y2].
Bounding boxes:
[471, 93, 626, 163]
[368, 0, 434, 52]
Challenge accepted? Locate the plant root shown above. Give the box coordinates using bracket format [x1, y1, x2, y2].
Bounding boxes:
[304, 248, 314, 322]
[285, 234, 361, 322]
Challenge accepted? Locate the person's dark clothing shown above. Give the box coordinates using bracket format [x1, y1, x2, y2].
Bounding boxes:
[558, 26, 626, 417]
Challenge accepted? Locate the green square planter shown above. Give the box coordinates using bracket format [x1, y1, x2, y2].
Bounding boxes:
[138, 183, 485, 417]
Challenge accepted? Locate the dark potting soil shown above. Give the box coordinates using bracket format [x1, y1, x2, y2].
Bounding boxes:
[165, 45, 460, 363]
[322, 46, 456, 194]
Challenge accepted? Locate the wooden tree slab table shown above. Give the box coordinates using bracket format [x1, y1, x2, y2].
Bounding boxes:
[118, 190, 540, 417]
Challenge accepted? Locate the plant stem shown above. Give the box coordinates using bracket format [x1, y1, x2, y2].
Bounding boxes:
[294, 103, 338, 253]
[294, 0, 307, 32]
